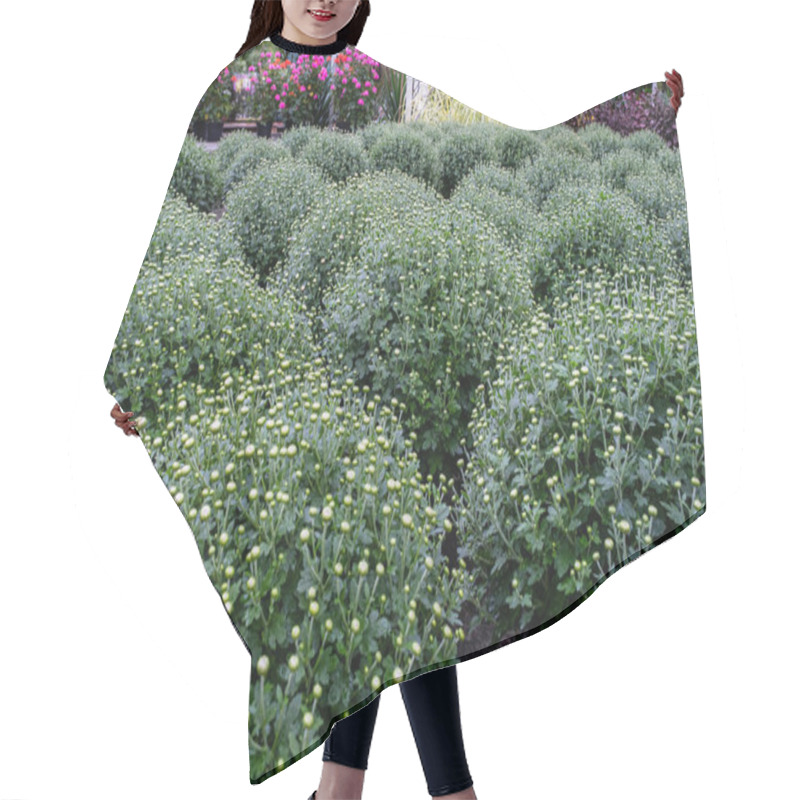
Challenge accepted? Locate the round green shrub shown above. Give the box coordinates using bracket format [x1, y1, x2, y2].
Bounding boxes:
[280, 122, 325, 158]
[215, 130, 260, 174]
[104, 248, 317, 429]
[320, 202, 535, 478]
[167, 133, 224, 212]
[577, 123, 624, 160]
[625, 166, 686, 221]
[536, 124, 591, 159]
[277, 168, 439, 313]
[223, 158, 336, 284]
[450, 170, 539, 247]
[144, 193, 244, 269]
[433, 127, 497, 198]
[455, 263, 705, 637]
[598, 148, 649, 190]
[223, 137, 291, 196]
[515, 148, 601, 211]
[357, 119, 389, 153]
[144, 364, 468, 775]
[622, 128, 667, 157]
[534, 182, 671, 306]
[366, 124, 436, 189]
[299, 129, 370, 185]
[456, 162, 518, 197]
[493, 126, 543, 171]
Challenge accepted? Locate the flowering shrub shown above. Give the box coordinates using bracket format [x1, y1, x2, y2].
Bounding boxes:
[167, 134, 224, 213]
[105, 244, 466, 776]
[298, 128, 370, 184]
[215, 129, 260, 173]
[223, 157, 336, 283]
[105, 112, 702, 782]
[515, 145, 601, 211]
[248, 50, 332, 128]
[366, 123, 437, 188]
[221, 137, 290, 197]
[330, 48, 383, 131]
[191, 68, 236, 125]
[280, 123, 326, 157]
[320, 203, 534, 479]
[433, 127, 497, 198]
[493, 126, 543, 171]
[145, 193, 243, 270]
[277, 169, 440, 313]
[455, 264, 704, 638]
[576, 123, 624, 160]
[533, 181, 673, 308]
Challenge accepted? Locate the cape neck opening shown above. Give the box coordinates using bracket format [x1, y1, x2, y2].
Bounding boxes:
[267, 30, 349, 55]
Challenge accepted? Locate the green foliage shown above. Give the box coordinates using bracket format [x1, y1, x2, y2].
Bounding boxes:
[320, 203, 535, 478]
[223, 158, 335, 284]
[433, 127, 497, 198]
[455, 264, 705, 636]
[167, 133, 224, 213]
[280, 123, 325, 158]
[492, 126, 542, 171]
[222, 137, 291, 197]
[622, 128, 667, 157]
[144, 193, 244, 269]
[576, 123, 624, 160]
[515, 147, 601, 211]
[533, 182, 672, 308]
[299, 129, 370, 185]
[158, 367, 467, 777]
[106, 113, 703, 782]
[103, 248, 316, 428]
[278, 169, 439, 313]
[215, 130, 260, 174]
[597, 148, 649, 190]
[365, 123, 436, 188]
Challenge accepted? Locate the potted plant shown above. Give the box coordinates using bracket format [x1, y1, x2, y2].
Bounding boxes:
[330, 48, 382, 133]
[281, 54, 330, 130]
[250, 55, 288, 137]
[191, 69, 236, 142]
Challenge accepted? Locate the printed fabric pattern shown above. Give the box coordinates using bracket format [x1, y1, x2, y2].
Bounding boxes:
[104, 37, 706, 784]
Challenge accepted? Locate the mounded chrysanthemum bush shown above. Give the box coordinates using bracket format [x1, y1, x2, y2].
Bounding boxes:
[223, 158, 337, 285]
[277, 168, 440, 313]
[453, 263, 705, 641]
[297, 128, 370, 185]
[168, 133, 224, 213]
[144, 193, 244, 268]
[320, 201, 537, 479]
[149, 364, 468, 777]
[363, 122, 438, 189]
[220, 137, 291, 197]
[105, 228, 316, 430]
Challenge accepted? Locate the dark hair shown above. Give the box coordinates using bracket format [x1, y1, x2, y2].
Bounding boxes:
[236, 0, 371, 59]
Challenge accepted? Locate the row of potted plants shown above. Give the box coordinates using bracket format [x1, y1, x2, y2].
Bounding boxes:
[190, 46, 385, 141]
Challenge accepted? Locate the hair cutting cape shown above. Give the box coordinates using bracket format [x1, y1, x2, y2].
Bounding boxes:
[104, 35, 706, 784]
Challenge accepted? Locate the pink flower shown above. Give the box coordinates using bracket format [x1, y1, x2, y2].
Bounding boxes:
[357, 98, 364, 105]
[279, 101, 285, 109]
